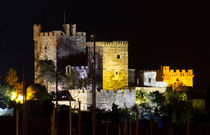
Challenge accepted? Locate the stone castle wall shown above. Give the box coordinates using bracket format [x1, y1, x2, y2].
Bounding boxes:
[33, 24, 87, 92]
[33, 25, 58, 91]
[69, 89, 136, 111]
[102, 41, 128, 90]
[135, 87, 166, 93]
[87, 41, 128, 90]
[157, 66, 194, 87]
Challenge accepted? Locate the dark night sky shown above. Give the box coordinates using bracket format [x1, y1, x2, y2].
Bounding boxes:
[0, 0, 209, 88]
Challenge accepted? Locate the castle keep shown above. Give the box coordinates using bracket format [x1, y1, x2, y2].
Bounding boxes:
[87, 41, 128, 90]
[33, 24, 87, 91]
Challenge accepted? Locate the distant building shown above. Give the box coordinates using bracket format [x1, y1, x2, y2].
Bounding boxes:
[157, 66, 194, 89]
[136, 66, 194, 92]
[139, 70, 167, 87]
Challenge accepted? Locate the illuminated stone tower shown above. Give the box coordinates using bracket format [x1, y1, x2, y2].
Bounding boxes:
[88, 41, 128, 90]
[33, 24, 86, 91]
[33, 24, 58, 87]
[157, 66, 194, 89]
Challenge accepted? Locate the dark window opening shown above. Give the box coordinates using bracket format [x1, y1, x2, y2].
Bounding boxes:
[116, 72, 118, 75]
[45, 46, 47, 52]
[148, 78, 151, 83]
[117, 55, 120, 59]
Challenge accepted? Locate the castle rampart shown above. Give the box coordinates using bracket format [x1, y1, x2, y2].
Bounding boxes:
[69, 89, 136, 110]
[39, 32, 56, 37]
[157, 66, 194, 88]
[88, 41, 128, 48]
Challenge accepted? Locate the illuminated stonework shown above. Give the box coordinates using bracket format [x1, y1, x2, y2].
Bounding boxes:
[33, 24, 58, 89]
[34, 24, 128, 91]
[88, 41, 128, 90]
[157, 66, 194, 89]
[68, 89, 135, 111]
[102, 42, 128, 90]
[33, 24, 87, 92]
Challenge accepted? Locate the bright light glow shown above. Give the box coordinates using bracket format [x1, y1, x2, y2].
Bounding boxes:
[10, 92, 23, 103]
[16, 94, 23, 103]
[9, 86, 36, 104]
[10, 92, 17, 101]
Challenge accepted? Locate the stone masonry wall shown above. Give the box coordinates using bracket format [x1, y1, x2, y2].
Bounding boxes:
[102, 41, 128, 90]
[69, 89, 136, 111]
[33, 24, 87, 92]
[157, 66, 194, 87]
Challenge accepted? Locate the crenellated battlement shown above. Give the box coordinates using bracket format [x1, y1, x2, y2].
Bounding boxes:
[75, 32, 86, 36]
[96, 41, 128, 48]
[66, 65, 88, 79]
[158, 66, 194, 88]
[33, 24, 41, 30]
[33, 24, 42, 41]
[71, 66, 88, 70]
[167, 68, 193, 76]
[69, 89, 136, 110]
[88, 41, 128, 48]
[34, 24, 41, 27]
[69, 89, 135, 95]
[39, 32, 56, 37]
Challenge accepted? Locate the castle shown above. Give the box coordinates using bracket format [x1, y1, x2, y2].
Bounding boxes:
[33, 23, 194, 110]
[138, 66, 194, 89]
[34, 24, 129, 92]
[33, 24, 133, 110]
[157, 66, 194, 89]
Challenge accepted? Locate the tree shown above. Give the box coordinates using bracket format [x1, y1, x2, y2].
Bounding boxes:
[136, 88, 191, 128]
[0, 84, 14, 108]
[37, 60, 56, 91]
[136, 90, 149, 104]
[32, 84, 50, 103]
[5, 68, 23, 91]
[25, 84, 54, 118]
[5, 68, 18, 87]
[164, 88, 190, 118]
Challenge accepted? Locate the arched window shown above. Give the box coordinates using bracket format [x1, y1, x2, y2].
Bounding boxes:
[45, 46, 47, 53]
[66, 65, 71, 75]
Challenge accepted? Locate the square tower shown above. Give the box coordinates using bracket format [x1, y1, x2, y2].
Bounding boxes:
[33, 24, 57, 85]
[87, 41, 128, 90]
[102, 41, 128, 90]
[33, 24, 87, 92]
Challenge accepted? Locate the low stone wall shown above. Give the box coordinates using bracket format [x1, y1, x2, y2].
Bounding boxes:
[135, 87, 166, 93]
[56, 87, 165, 111]
[69, 89, 136, 111]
